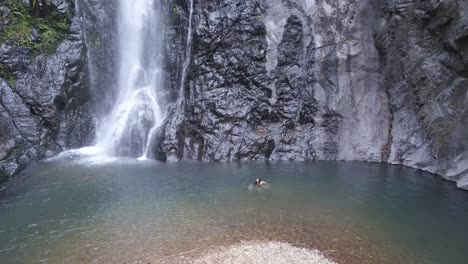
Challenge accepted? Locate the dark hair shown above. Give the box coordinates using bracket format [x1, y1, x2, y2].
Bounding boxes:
[255, 177, 262, 185]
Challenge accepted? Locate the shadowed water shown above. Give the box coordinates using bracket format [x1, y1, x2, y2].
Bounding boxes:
[0, 160, 467, 263]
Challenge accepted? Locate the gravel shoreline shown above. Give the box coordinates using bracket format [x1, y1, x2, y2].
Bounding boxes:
[191, 241, 336, 264]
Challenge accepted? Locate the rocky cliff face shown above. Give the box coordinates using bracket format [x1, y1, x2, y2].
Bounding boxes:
[160, 0, 468, 189]
[375, 0, 468, 189]
[0, 0, 95, 182]
[0, 0, 118, 182]
[1, 0, 467, 190]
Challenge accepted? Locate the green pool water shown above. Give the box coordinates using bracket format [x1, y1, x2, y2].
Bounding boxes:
[0, 159, 467, 263]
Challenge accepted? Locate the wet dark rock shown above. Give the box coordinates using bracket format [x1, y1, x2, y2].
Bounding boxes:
[375, 0, 468, 189]
[159, 0, 468, 189]
[77, 0, 119, 117]
[159, 0, 388, 163]
[0, 0, 95, 182]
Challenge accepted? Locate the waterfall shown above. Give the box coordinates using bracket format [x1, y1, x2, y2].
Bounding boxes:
[95, 0, 165, 159]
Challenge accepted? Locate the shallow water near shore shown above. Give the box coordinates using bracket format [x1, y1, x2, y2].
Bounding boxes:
[0, 160, 467, 263]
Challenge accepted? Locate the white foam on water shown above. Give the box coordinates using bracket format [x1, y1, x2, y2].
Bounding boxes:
[50, 146, 102, 160]
[47, 146, 118, 165]
[70, 146, 103, 156]
[137, 156, 149, 161]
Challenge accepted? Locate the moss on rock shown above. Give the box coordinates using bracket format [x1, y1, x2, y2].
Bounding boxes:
[0, 64, 16, 87]
[0, 0, 72, 54]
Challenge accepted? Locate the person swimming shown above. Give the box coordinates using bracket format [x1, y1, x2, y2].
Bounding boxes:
[254, 177, 267, 186]
[248, 177, 270, 191]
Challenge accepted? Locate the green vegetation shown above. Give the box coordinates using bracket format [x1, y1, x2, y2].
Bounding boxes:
[90, 32, 102, 49]
[0, 0, 71, 85]
[0, 0, 71, 54]
[171, 5, 181, 21]
[172, 5, 179, 15]
[0, 64, 16, 87]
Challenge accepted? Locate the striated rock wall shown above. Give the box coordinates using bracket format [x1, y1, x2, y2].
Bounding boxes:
[160, 0, 391, 161]
[0, 0, 95, 182]
[0, 0, 120, 182]
[161, 0, 390, 163]
[77, 0, 119, 117]
[374, 0, 468, 189]
[160, 0, 468, 189]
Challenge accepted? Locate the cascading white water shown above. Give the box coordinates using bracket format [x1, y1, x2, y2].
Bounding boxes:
[96, 0, 165, 159]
